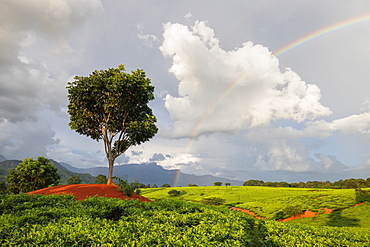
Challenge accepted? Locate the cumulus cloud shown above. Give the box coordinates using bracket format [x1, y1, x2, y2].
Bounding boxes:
[0, 0, 103, 158]
[160, 21, 331, 138]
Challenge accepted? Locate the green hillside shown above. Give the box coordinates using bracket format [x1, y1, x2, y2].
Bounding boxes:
[141, 186, 370, 228]
[1, 194, 370, 246]
[0, 159, 96, 185]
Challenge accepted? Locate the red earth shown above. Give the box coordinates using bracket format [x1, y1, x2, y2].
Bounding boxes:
[230, 207, 265, 219]
[231, 207, 333, 222]
[27, 184, 151, 202]
[233, 204, 365, 222]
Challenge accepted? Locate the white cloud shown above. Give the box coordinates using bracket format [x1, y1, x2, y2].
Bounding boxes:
[160, 21, 331, 138]
[137, 24, 158, 47]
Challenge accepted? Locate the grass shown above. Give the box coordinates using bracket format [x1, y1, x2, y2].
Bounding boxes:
[141, 186, 369, 227]
[287, 203, 370, 228]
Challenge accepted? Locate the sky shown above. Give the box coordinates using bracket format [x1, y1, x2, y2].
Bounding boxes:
[1, 0, 370, 183]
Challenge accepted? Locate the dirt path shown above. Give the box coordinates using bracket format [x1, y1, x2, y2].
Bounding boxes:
[230, 207, 265, 219]
[277, 208, 332, 222]
[230, 207, 332, 222]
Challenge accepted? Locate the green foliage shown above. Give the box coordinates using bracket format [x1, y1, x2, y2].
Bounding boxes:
[114, 177, 141, 197]
[264, 220, 370, 246]
[1, 194, 370, 246]
[0, 181, 7, 194]
[282, 205, 302, 218]
[0, 194, 370, 247]
[188, 184, 198, 187]
[214, 182, 222, 186]
[243, 178, 370, 189]
[67, 175, 81, 184]
[141, 186, 359, 221]
[243, 180, 264, 186]
[94, 174, 108, 184]
[287, 203, 370, 228]
[161, 183, 170, 187]
[66, 65, 158, 181]
[0, 159, 96, 185]
[202, 197, 225, 206]
[5, 157, 60, 194]
[355, 188, 370, 203]
[168, 189, 181, 196]
[0, 194, 267, 246]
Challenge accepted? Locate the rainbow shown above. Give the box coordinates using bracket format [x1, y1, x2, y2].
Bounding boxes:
[273, 13, 370, 56]
[172, 169, 181, 187]
[174, 14, 370, 186]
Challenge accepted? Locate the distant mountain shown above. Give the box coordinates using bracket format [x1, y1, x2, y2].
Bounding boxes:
[60, 162, 243, 187]
[0, 155, 6, 162]
[0, 159, 96, 184]
[0, 157, 243, 186]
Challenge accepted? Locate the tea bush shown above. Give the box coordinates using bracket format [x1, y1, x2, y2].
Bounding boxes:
[0, 194, 266, 246]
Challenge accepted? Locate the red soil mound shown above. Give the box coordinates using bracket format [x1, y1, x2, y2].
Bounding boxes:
[27, 184, 151, 202]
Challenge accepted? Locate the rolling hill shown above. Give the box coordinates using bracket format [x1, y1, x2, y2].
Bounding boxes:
[0, 159, 96, 184]
[59, 162, 243, 186]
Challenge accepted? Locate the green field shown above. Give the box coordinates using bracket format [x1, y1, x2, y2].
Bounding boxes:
[2, 186, 370, 246]
[1, 192, 370, 246]
[141, 186, 370, 227]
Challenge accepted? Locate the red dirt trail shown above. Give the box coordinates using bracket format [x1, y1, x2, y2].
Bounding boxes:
[27, 184, 151, 202]
[231, 207, 333, 222]
[230, 207, 265, 219]
[277, 208, 332, 222]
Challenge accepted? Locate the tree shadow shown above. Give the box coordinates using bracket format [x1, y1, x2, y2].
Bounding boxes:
[326, 210, 360, 227]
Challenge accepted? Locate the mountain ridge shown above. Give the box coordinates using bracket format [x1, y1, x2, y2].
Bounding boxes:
[61, 162, 243, 186]
[0, 156, 243, 186]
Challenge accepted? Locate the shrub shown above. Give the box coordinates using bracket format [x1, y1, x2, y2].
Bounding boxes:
[202, 197, 225, 206]
[168, 190, 181, 196]
[6, 157, 60, 194]
[95, 174, 108, 184]
[355, 188, 370, 203]
[283, 205, 302, 217]
[67, 175, 81, 184]
[114, 177, 141, 197]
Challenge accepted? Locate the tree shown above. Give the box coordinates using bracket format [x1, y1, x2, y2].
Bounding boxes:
[95, 174, 108, 184]
[6, 157, 60, 194]
[67, 175, 81, 184]
[214, 182, 222, 186]
[243, 179, 264, 186]
[114, 177, 141, 197]
[67, 65, 158, 184]
[161, 183, 171, 187]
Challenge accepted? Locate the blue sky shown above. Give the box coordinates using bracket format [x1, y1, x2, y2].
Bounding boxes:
[1, 0, 370, 182]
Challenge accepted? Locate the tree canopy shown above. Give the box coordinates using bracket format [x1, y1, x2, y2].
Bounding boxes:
[67, 65, 158, 184]
[67, 175, 82, 184]
[6, 156, 60, 194]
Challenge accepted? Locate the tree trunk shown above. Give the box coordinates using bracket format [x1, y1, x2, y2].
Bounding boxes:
[107, 158, 115, 185]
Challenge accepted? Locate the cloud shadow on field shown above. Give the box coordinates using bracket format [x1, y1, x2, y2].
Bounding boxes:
[326, 210, 360, 227]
